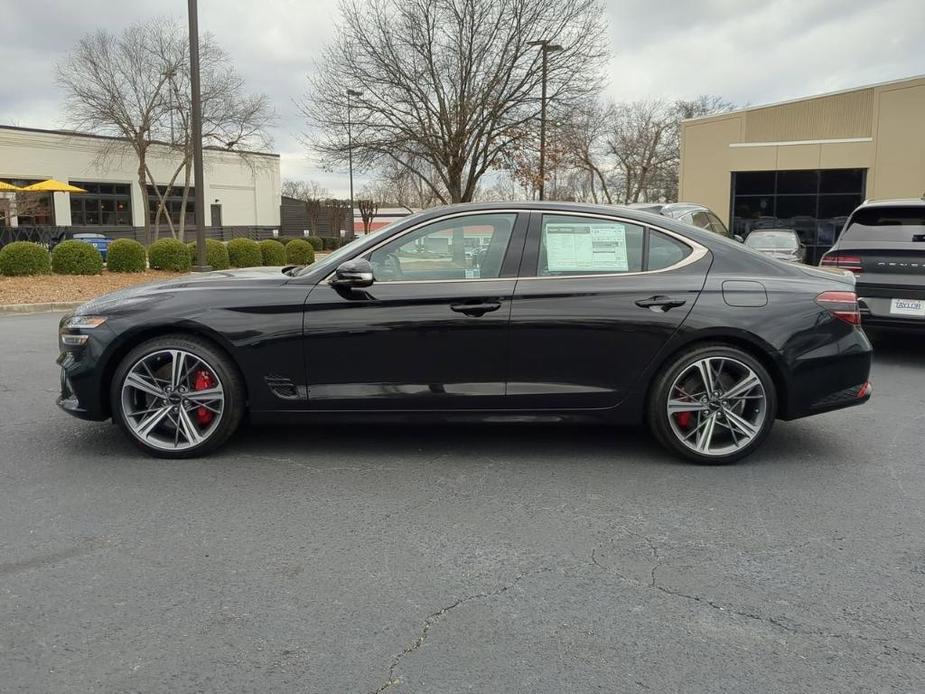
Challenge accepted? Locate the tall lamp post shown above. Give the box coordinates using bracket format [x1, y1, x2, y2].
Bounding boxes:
[528, 40, 562, 201]
[346, 88, 363, 239]
[188, 0, 210, 271]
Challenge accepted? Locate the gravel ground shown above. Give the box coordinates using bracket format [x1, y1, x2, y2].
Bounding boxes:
[0, 271, 183, 306]
[1, 314, 923, 693]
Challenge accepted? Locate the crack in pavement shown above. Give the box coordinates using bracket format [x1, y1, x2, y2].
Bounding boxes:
[590, 535, 925, 663]
[370, 567, 551, 693]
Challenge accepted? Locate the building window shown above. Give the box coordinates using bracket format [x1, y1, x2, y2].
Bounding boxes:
[731, 169, 865, 264]
[70, 182, 132, 226]
[0, 178, 54, 226]
[147, 186, 196, 227]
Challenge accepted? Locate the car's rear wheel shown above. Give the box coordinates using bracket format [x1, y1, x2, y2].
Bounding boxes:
[647, 344, 777, 464]
[111, 335, 244, 458]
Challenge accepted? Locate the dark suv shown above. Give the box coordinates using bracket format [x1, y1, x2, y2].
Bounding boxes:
[821, 198, 925, 330]
[627, 203, 735, 239]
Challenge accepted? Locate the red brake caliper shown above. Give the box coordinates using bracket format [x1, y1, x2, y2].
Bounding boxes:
[192, 369, 215, 426]
[675, 411, 693, 430]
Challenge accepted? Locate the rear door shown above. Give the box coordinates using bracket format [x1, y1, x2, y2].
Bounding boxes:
[507, 211, 711, 410]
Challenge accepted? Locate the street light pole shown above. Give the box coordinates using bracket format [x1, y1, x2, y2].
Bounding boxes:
[188, 0, 210, 271]
[346, 88, 363, 239]
[528, 40, 562, 202]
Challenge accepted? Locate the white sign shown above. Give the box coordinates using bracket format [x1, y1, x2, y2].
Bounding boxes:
[545, 223, 629, 273]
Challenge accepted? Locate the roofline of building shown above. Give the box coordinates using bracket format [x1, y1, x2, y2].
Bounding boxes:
[0, 123, 280, 159]
[682, 73, 925, 124]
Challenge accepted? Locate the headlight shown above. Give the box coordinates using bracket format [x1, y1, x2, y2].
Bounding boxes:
[63, 316, 107, 329]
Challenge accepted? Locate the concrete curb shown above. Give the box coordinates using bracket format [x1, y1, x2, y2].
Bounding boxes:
[0, 302, 83, 316]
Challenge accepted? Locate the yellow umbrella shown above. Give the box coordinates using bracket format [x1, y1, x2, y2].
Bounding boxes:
[20, 179, 87, 193]
[0, 181, 21, 192]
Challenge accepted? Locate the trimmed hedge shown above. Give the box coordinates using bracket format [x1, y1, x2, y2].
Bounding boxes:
[186, 239, 230, 270]
[0, 241, 51, 276]
[148, 238, 192, 272]
[259, 239, 287, 266]
[227, 238, 262, 268]
[51, 240, 103, 275]
[285, 238, 315, 265]
[321, 237, 342, 251]
[306, 235, 323, 252]
[106, 239, 147, 273]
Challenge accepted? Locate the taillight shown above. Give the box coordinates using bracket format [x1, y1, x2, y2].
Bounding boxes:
[820, 254, 863, 273]
[816, 290, 861, 325]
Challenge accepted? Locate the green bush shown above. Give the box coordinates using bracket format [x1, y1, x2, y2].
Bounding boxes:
[0, 241, 51, 276]
[226, 238, 262, 268]
[186, 239, 230, 270]
[306, 235, 323, 252]
[148, 238, 192, 272]
[321, 237, 342, 251]
[51, 240, 103, 275]
[259, 239, 287, 266]
[106, 239, 147, 273]
[285, 238, 315, 265]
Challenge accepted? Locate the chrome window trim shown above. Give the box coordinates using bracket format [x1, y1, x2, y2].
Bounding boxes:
[322, 208, 709, 285]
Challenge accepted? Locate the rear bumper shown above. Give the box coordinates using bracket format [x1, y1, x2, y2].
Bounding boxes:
[859, 297, 925, 330]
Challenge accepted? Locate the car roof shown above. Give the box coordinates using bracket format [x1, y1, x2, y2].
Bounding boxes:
[858, 197, 925, 208]
[747, 228, 799, 234]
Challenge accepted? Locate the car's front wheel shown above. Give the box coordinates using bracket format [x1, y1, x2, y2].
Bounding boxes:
[647, 344, 777, 464]
[111, 335, 245, 458]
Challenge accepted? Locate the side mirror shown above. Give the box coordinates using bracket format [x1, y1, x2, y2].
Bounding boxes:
[734, 235, 745, 243]
[331, 258, 374, 288]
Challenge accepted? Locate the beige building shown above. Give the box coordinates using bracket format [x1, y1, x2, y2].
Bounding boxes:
[680, 74, 925, 262]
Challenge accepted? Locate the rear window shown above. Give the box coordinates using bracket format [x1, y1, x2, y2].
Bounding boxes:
[841, 206, 925, 243]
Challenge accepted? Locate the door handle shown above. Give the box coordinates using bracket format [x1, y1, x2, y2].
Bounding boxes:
[635, 295, 687, 312]
[450, 301, 502, 317]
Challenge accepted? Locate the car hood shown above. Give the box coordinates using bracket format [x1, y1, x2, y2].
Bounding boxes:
[75, 266, 293, 315]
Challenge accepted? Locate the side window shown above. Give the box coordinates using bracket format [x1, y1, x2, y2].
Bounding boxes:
[647, 229, 693, 270]
[706, 212, 731, 237]
[368, 213, 516, 282]
[539, 215, 644, 276]
[690, 211, 712, 230]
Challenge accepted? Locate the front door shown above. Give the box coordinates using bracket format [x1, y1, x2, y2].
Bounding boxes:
[210, 204, 222, 227]
[303, 211, 527, 410]
[507, 211, 710, 409]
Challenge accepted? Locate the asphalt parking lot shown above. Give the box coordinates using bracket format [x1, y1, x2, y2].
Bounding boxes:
[1, 311, 923, 693]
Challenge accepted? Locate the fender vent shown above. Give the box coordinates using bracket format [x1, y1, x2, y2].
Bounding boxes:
[265, 375, 301, 400]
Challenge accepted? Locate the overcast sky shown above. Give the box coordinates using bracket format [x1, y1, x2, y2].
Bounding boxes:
[1, 0, 922, 196]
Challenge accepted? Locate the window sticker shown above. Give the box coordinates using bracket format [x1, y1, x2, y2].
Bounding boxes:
[545, 223, 628, 272]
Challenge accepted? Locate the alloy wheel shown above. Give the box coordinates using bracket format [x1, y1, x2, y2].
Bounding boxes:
[666, 356, 768, 457]
[120, 349, 225, 452]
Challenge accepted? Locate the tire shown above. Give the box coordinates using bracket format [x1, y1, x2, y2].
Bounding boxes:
[110, 334, 245, 458]
[646, 343, 777, 465]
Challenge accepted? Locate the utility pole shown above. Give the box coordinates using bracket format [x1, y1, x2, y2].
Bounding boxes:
[346, 89, 363, 239]
[528, 40, 562, 201]
[188, 0, 210, 271]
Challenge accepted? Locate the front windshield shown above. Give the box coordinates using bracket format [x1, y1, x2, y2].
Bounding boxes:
[295, 210, 430, 276]
[746, 231, 798, 250]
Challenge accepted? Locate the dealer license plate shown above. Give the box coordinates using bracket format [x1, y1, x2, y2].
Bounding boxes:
[890, 298, 925, 317]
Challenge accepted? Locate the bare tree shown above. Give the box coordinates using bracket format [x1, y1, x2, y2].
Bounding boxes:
[300, 0, 607, 204]
[357, 196, 380, 235]
[281, 179, 329, 201]
[58, 19, 274, 242]
[58, 19, 179, 244]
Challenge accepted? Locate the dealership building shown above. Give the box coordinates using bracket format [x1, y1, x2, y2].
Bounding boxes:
[1, 125, 280, 232]
[680, 74, 925, 262]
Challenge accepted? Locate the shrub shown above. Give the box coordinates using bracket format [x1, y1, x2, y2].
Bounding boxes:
[51, 240, 103, 275]
[306, 235, 323, 252]
[106, 239, 147, 273]
[286, 238, 315, 265]
[148, 238, 192, 272]
[259, 239, 287, 266]
[322, 237, 342, 251]
[0, 241, 51, 276]
[186, 239, 230, 270]
[226, 238, 262, 268]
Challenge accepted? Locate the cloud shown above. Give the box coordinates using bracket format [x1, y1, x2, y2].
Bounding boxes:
[2, 0, 923, 196]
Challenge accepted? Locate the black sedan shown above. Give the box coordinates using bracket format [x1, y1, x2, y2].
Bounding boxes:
[57, 202, 872, 464]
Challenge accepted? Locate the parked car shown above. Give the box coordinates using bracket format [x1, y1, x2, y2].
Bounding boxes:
[628, 202, 738, 240]
[820, 198, 925, 330]
[50, 231, 113, 261]
[744, 229, 806, 263]
[57, 202, 871, 464]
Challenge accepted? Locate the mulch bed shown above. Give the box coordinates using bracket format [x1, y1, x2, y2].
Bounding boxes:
[0, 271, 184, 306]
